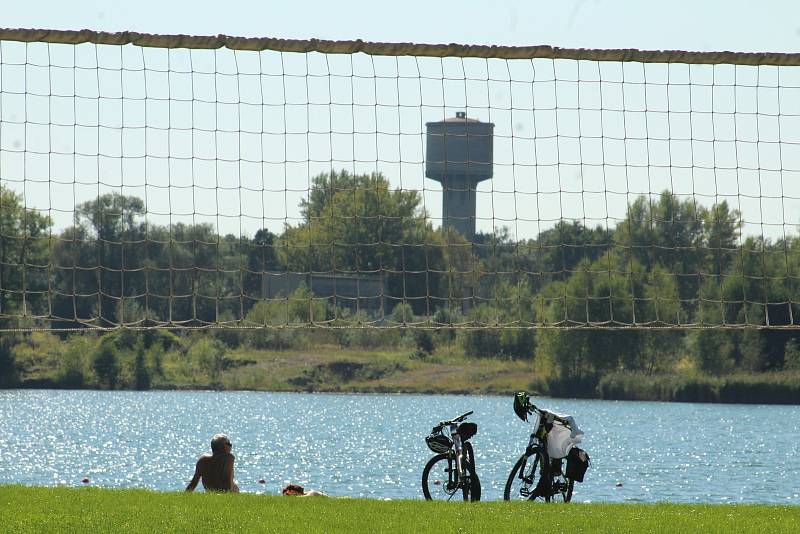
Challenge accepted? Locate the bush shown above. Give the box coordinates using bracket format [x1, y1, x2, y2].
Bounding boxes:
[133, 343, 151, 390]
[0, 335, 19, 387]
[784, 339, 800, 370]
[247, 326, 303, 350]
[460, 305, 534, 360]
[245, 284, 325, 350]
[689, 330, 735, 374]
[58, 340, 89, 388]
[148, 343, 165, 379]
[189, 338, 226, 384]
[212, 311, 246, 348]
[412, 329, 435, 359]
[92, 339, 120, 389]
[718, 373, 800, 404]
[535, 374, 599, 399]
[333, 309, 404, 349]
[433, 307, 462, 343]
[596, 371, 800, 404]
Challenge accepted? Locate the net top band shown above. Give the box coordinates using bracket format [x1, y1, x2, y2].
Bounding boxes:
[1, 27, 799, 66]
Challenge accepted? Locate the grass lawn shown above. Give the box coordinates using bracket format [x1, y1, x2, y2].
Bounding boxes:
[1, 486, 797, 533]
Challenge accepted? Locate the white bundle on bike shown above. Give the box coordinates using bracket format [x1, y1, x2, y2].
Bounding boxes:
[545, 413, 584, 459]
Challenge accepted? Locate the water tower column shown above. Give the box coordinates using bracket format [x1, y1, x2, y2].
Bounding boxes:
[425, 112, 494, 241]
[440, 174, 480, 241]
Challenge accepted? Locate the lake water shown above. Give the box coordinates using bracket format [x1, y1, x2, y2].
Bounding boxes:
[1, 390, 798, 503]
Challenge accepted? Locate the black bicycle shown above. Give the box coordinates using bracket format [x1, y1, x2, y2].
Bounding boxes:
[421, 410, 481, 501]
[504, 392, 589, 502]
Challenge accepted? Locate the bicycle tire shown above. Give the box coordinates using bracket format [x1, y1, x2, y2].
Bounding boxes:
[504, 448, 548, 501]
[463, 458, 481, 502]
[504, 448, 574, 502]
[422, 452, 480, 502]
[422, 453, 458, 501]
[550, 458, 574, 503]
[462, 441, 481, 501]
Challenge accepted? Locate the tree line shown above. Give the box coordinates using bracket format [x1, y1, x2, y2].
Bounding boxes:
[2, 170, 800, 390]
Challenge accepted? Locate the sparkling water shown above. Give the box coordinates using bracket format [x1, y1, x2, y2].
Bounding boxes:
[1, 390, 798, 502]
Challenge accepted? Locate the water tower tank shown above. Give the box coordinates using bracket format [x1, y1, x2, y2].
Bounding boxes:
[425, 112, 494, 241]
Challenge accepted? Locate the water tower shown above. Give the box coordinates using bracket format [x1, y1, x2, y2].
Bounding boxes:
[426, 112, 494, 241]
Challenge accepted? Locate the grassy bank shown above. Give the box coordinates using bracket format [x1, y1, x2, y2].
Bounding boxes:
[1, 486, 797, 534]
[11, 333, 537, 395]
[6, 331, 800, 403]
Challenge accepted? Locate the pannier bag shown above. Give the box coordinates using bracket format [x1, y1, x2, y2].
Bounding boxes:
[566, 447, 590, 482]
[457, 422, 478, 441]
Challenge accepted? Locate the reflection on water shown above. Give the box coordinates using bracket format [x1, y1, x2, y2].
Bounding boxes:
[1, 390, 798, 502]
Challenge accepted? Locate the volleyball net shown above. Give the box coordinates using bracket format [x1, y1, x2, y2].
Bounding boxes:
[2, 29, 800, 331]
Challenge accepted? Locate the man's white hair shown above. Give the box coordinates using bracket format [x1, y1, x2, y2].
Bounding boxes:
[210, 433, 230, 451]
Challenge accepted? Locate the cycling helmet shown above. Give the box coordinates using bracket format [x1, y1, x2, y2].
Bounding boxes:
[513, 391, 531, 421]
[425, 432, 452, 453]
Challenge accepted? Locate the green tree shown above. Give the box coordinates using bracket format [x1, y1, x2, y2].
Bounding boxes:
[58, 340, 88, 388]
[784, 339, 800, 370]
[0, 185, 53, 324]
[0, 335, 19, 387]
[614, 192, 706, 309]
[637, 264, 684, 371]
[284, 170, 423, 273]
[739, 327, 767, 372]
[688, 329, 735, 374]
[704, 201, 742, 278]
[526, 221, 610, 284]
[191, 338, 226, 384]
[133, 342, 151, 390]
[244, 228, 280, 301]
[92, 339, 120, 389]
[280, 170, 466, 314]
[537, 253, 649, 378]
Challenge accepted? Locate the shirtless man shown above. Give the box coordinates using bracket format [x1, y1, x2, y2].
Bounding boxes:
[185, 433, 240, 493]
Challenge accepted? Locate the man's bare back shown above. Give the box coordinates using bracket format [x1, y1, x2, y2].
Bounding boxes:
[190, 453, 235, 491]
[186, 434, 239, 493]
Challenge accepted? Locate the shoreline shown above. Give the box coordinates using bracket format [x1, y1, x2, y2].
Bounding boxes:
[7, 338, 800, 405]
[8, 379, 800, 406]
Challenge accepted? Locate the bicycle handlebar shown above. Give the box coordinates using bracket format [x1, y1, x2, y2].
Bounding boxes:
[527, 403, 571, 427]
[437, 410, 474, 427]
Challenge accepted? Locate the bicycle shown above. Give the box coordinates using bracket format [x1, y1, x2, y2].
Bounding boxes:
[503, 392, 589, 502]
[421, 410, 481, 501]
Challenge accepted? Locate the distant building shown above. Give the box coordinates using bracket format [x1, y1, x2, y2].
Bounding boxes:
[261, 271, 385, 311]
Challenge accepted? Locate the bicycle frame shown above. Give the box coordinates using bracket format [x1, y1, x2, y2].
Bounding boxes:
[525, 410, 544, 454]
[449, 422, 466, 479]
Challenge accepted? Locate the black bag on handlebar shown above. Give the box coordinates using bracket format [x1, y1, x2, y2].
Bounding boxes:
[457, 422, 478, 441]
[566, 447, 590, 482]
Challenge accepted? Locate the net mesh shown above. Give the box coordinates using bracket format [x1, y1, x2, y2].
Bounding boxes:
[2, 29, 800, 331]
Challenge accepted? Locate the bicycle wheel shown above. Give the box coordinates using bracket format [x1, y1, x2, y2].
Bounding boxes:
[422, 453, 462, 501]
[462, 457, 481, 502]
[549, 458, 574, 503]
[463, 442, 481, 502]
[504, 448, 548, 502]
